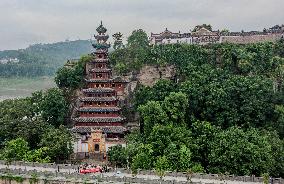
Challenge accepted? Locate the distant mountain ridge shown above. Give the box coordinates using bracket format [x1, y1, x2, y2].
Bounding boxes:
[0, 40, 93, 77]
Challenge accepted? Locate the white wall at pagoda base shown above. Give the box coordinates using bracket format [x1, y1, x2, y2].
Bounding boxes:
[73, 138, 89, 153]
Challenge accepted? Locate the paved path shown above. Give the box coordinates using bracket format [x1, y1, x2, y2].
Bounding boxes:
[0, 164, 261, 184]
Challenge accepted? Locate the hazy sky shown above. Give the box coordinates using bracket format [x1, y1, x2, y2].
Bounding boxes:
[0, 0, 284, 50]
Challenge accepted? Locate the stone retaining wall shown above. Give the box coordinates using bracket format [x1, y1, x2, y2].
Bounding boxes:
[0, 160, 283, 184]
[221, 33, 283, 44]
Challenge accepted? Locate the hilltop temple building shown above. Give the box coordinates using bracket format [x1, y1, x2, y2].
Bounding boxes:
[72, 22, 128, 160]
[150, 25, 284, 45]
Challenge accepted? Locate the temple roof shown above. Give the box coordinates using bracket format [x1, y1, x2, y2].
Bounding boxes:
[151, 29, 191, 39]
[78, 107, 121, 112]
[74, 117, 125, 123]
[191, 27, 219, 36]
[72, 126, 127, 134]
[80, 96, 117, 102]
[82, 88, 115, 93]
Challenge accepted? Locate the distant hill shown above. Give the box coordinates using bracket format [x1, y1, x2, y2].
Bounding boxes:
[0, 40, 93, 77]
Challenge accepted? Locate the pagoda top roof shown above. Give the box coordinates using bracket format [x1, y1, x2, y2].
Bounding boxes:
[78, 107, 121, 112]
[72, 125, 127, 134]
[73, 117, 125, 123]
[82, 88, 115, 93]
[80, 96, 117, 102]
[96, 21, 107, 34]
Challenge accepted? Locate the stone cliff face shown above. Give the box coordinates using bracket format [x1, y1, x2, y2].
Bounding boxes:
[113, 64, 176, 129]
[117, 64, 176, 95]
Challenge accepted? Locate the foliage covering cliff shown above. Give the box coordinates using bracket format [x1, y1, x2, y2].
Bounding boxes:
[108, 30, 284, 177]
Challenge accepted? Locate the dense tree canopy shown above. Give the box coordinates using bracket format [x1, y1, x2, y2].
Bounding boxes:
[108, 31, 284, 177]
[0, 87, 72, 163]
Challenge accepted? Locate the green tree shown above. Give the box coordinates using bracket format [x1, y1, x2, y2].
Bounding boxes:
[147, 124, 192, 170]
[55, 55, 91, 90]
[162, 92, 188, 125]
[0, 138, 29, 162]
[39, 88, 68, 127]
[134, 79, 178, 108]
[178, 145, 192, 172]
[0, 98, 48, 149]
[138, 101, 168, 136]
[208, 127, 273, 176]
[39, 126, 73, 162]
[190, 121, 218, 172]
[108, 145, 127, 167]
[264, 130, 284, 177]
[131, 144, 154, 170]
[114, 62, 128, 75]
[155, 155, 169, 181]
[127, 29, 149, 49]
[24, 147, 51, 163]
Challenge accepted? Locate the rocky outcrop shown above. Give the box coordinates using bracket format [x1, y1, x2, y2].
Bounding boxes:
[114, 64, 176, 129]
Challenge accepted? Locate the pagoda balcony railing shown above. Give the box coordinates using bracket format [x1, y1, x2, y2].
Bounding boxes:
[76, 122, 123, 126]
[80, 114, 120, 117]
[95, 35, 109, 41]
[80, 104, 118, 108]
[90, 68, 111, 73]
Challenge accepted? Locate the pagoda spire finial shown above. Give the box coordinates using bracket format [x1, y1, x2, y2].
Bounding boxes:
[100, 20, 103, 25]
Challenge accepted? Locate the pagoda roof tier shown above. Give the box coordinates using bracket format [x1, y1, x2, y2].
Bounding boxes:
[85, 78, 128, 83]
[92, 43, 111, 50]
[82, 88, 115, 93]
[90, 58, 109, 63]
[72, 126, 127, 134]
[95, 35, 109, 41]
[89, 68, 111, 73]
[80, 96, 117, 102]
[74, 117, 125, 123]
[92, 49, 108, 54]
[78, 107, 121, 112]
